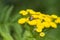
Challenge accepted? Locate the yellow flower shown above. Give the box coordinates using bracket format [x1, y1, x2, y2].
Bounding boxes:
[42, 22, 50, 28]
[43, 17, 52, 22]
[18, 18, 27, 24]
[36, 12, 41, 14]
[34, 19, 44, 32]
[55, 17, 60, 23]
[36, 24, 44, 32]
[26, 9, 36, 14]
[51, 15, 57, 19]
[40, 32, 45, 37]
[36, 19, 42, 24]
[50, 22, 57, 28]
[27, 20, 37, 25]
[38, 14, 45, 19]
[19, 10, 28, 15]
[35, 28, 42, 32]
[31, 15, 39, 18]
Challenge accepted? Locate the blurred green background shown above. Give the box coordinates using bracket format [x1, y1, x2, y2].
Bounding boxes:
[0, 0, 60, 40]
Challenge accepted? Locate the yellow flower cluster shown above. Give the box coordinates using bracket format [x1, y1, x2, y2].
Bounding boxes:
[18, 9, 60, 37]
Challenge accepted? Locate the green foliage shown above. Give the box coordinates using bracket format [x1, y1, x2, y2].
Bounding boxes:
[0, 0, 60, 40]
[0, 2, 22, 40]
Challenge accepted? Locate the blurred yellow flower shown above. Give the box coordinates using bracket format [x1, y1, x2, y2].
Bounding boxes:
[18, 18, 27, 24]
[31, 15, 39, 18]
[42, 22, 50, 28]
[35, 28, 42, 32]
[55, 17, 60, 23]
[51, 15, 58, 19]
[27, 20, 37, 25]
[40, 32, 45, 37]
[19, 10, 28, 15]
[35, 23, 44, 32]
[43, 17, 52, 22]
[26, 9, 36, 15]
[36, 19, 42, 23]
[50, 22, 57, 28]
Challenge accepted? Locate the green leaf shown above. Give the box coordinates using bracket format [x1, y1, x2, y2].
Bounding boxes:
[0, 3, 22, 40]
[0, 5, 9, 22]
[12, 23, 22, 40]
[4, 5, 14, 23]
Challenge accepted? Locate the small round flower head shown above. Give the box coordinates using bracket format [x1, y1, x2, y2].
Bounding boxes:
[55, 17, 60, 23]
[36, 12, 42, 14]
[43, 16, 52, 22]
[40, 32, 45, 37]
[36, 19, 42, 24]
[35, 24, 44, 32]
[18, 18, 27, 24]
[27, 20, 37, 25]
[35, 28, 42, 32]
[38, 14, 45, 19]
[50, 22, 57, 28]
[31, 15, 39, 18]
[51, 15, 58, 19]
[19, 10, 28, 15]
[26, 9, 36, 15]
[42, 22, 50, 28]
